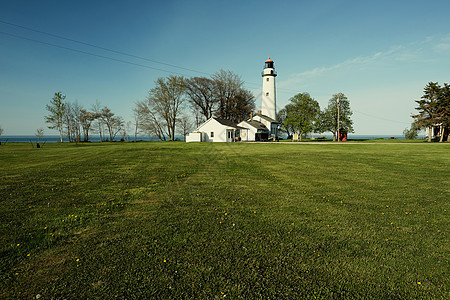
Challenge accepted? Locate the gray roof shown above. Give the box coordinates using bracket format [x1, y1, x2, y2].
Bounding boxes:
[244, 120, 269, 131]
[254, 113, 280, 123]
[214, 118, 246, 130]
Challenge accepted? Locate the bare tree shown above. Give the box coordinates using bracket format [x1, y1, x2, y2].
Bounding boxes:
[100, 106, 123, 142]
[132, 102, 145, 142]
[135, 100, 166, 141]
[35, 128, 44, 147]
[185, 77, 218, 120]
[91, 100, 104, 142]
[145, 76, 187, 141]
[80, 109, 96, 142]
[177, 114, 194, 141]
[212, 70, 255, 123]
[121, 121, 131, 142]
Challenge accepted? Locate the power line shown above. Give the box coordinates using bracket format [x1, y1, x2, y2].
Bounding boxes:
[353, 109, 411, 124]
[0, 19, 211, 76]
[0, 19, 301, 94]
[0, 31, 189, 76]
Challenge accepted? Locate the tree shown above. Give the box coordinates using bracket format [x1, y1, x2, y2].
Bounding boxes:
[91, 100, 104, 142]
[45, 92, 65, 142]
[436, 83, 450, 142]
[145, 75, 187, 141]
[100, 106, 123, 142]
[403, 122, 420, 139]
[413, 82, 441, 142]
[185, 77, 218, 121]
[212, 70, 255, 123]
[177, 114, 194, 141]
[132, 103, 145, 142]
[35, 128, 44, 147]
[62, 101, 82, 143]
[0, 125, 4, 145]
[277, 107, 294, 138]
[283, 93, 320, 141]
[135, 100, 166, 141]
[79, 109, 96, 142]
[319, 93, 354, 141]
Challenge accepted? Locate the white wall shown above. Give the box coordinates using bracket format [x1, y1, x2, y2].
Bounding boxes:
[237, 121, 256, 141]
[262, 71, 277, 120]
[197, 119, 228, 142]
[186, 132, 202, 142]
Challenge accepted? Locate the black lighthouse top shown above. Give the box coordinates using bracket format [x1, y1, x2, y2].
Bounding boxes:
[264, 57, 274, 69]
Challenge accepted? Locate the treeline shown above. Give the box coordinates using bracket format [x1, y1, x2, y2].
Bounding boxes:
[45, 70, 255, 142]
[45, 92, 125, 143]
[278, 92, 354, 141]
[406, 82, 450, 142]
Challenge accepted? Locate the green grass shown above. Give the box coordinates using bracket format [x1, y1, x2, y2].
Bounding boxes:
[1, 142, 449, 299]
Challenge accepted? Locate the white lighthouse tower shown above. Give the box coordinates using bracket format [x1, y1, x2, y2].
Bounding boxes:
[261, 57, 277, 121]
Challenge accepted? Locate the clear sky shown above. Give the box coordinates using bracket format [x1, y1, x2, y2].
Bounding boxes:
[1, 0, 450, 135]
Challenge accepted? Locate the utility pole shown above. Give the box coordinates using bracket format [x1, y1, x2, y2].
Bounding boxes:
[337, 94, 340, 142]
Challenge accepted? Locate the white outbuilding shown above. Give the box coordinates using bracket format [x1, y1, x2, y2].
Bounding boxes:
[186, 117, 245, 143]
[237, 119, 269, 141]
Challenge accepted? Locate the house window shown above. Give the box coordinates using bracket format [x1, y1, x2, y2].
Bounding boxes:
[210, 132, 214, 137]
[265, 92, 269, 96]
[266, 78, 269, 82]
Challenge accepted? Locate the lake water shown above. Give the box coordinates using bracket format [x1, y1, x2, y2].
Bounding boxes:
[0, 135, 180, 143]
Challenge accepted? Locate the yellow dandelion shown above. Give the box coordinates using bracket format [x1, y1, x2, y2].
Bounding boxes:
[44, 226, 47, 229]
[16, 243, 20, 246]
[76, 258, 80, 262]
[163, 259, 166, 263]
[417, 281, 421, 285]
[27, 253, 30, 257]
[15, 272, 19, 276]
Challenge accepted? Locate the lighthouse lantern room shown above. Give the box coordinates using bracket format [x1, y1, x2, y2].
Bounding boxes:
[261, 57, 277, 121]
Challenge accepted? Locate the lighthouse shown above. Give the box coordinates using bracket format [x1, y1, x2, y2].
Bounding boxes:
[261, 57, 277, 121]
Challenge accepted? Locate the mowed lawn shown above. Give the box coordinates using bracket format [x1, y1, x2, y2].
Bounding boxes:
[1, 142, 448, 299]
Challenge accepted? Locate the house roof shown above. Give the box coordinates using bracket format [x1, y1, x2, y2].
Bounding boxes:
[196, 117, 246, 131]
[243, 120, 269, 131]
[254, 113, 280, 123]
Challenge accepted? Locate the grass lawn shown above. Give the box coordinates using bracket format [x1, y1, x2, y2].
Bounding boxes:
[1, 142, 448, 299]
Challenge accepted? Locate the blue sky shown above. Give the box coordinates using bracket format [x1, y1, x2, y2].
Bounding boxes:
[1, 0, 450, 135]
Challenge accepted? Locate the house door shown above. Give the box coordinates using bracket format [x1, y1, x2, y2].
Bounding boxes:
[227, 130, 234, 142]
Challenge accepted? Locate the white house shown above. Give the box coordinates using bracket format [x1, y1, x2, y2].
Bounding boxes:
[252, 112, 279, 139]
[237, 119, 269, 141]
[186, 118, 245, 143]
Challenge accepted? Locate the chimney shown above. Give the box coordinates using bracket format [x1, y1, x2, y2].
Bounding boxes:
[257, 110, 262, 115]
[250, 111, 253, 120]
